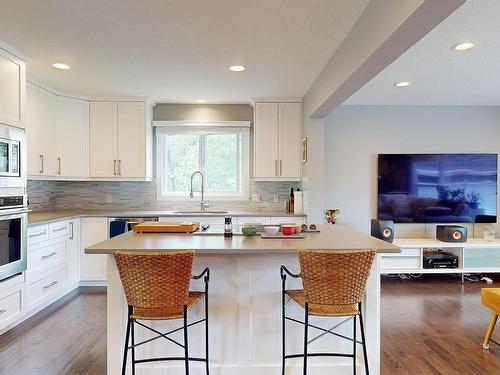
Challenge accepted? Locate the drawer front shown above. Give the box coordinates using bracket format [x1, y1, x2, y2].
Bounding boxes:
[27, 224, 49, 245]
[27, 266, 67, 311]
[236, 216, 271, 225]
[0, 273, 24, 294]
[380, 256, 421, 271]
[28, 241, 67, 277]
[270, 217, 305, 225]
[49, 221, 69, 239]
[398, 248, 421, 257]
[0, 288, 23, 328]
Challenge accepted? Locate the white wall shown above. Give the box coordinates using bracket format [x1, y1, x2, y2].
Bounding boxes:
[324, 105, 500, 236]
[301, 117, 326, 223]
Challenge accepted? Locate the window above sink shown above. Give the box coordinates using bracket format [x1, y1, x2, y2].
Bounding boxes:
[155, 121, 250, 201]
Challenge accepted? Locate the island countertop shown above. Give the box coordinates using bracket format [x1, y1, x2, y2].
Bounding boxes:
[85, 224, 399, 255]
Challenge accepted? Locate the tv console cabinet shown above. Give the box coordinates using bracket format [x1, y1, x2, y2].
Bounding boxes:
[380, 238, 500, 282]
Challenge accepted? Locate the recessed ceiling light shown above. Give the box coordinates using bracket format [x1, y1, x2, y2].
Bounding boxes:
[452, 42, 475, 51]
[394, 81, 410, 88]
[196, 99, 207, 103]
[229, 65, 245, 72]
[52, 63, 70, 70]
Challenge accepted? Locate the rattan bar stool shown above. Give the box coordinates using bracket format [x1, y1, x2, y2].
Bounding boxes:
[114, 250, 210, 375]
[280, 249, 376, 375]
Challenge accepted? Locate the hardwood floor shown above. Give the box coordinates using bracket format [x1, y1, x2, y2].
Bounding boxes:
[0, 287, 106, 375]
[381, 274, 500, 374]
[1, 278, 500, 374]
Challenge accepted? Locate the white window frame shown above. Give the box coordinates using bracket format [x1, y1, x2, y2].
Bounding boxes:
[155, 121, 250, 201]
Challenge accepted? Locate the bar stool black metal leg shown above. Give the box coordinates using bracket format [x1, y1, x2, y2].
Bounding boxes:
[303, 303, 309, 375]
[353, 315, 357, 375]
[121, 307, 132, 375]
[131, 319, 136, 375]
[282, 288, 286, 375]
[358, 303, 369, 375]
[184, 305, 190, 375]
[205, 292, 210, 375]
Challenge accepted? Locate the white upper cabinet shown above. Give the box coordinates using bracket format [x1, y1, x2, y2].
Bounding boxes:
[57, 96, 89, 177]
[89, 101, 146, 178]
[278, 103, 302, 178]
[26, 82, 40, 176]
[36, 87, 58, 175]
[89, 101, 118, 177]
[26, 82, 88, 178]
[253, 103, 279, 179]
[26, 83, 58, 176]
[253, 101, 302, 180]
[117, 102, 146, 178]
[0, 46, 25, 129]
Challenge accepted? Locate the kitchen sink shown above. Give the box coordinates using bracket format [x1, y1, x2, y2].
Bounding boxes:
[173, 210, 228, 214]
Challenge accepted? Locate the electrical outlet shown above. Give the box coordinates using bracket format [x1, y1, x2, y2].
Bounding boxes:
[106, 193, 113, 203]
[273, 194, 279, 203]
[251, 193, 261, 203]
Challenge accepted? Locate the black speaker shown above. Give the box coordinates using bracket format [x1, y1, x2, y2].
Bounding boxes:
[371, 219, 394, 243]
[436, 225, 467, 243]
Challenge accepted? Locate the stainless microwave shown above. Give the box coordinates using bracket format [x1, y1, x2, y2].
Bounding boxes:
[0, 137, 21, 177]
[0, 124, 26, 189]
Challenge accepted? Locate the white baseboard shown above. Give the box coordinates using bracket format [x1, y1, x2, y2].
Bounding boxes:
[79, 280, 107, 287]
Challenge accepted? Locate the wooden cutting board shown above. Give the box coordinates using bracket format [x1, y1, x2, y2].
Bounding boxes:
[133, 221, 199, 233]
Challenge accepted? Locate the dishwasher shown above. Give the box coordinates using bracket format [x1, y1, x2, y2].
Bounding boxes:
[108, 216, 159, 237]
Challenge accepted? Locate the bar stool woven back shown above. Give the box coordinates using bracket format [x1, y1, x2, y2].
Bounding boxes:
[114, 250, 210, 375]
[298, 249, 375, 307]
[115, 250, 194, 311]
[281, 249, 376, 375]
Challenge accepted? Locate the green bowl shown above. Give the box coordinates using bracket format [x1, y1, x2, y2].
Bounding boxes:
[241, 226, 258, 236]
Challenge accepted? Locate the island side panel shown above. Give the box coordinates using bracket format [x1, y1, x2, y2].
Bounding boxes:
[107, 253, 380, 375]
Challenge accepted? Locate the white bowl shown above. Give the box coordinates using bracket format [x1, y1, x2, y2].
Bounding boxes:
[263, 226, 280, 236]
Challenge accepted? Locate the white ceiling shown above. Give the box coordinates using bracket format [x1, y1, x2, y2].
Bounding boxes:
[0, 0, 369, 103]
[344, 0, 500, 106]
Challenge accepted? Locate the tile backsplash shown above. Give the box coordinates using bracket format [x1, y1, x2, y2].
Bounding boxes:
[28, 179, 303, 212]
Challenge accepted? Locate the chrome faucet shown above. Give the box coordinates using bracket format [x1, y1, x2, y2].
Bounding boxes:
[190, 171, 209, 212]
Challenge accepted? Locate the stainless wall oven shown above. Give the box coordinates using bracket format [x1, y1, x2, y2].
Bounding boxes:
[0, 207, 27, 281]
[0, 123, 27, 281]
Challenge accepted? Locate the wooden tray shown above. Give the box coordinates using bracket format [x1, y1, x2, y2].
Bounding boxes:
[133, 222, 199, 233]
[261, 233, 305, 239]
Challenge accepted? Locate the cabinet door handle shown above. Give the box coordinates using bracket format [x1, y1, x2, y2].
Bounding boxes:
[113, 160, 117, 176]
[41, 252, 58, 260]
[29, 230, 47, 238]
[0, 309, 7, 315]
[53, 226, 67, 232]
[279, 160, 282, 176]
[69, 221, 74, 240]
[57, 157, 61, 175]
[43, 281, 58, 289]
[118, 160, 122, 176]
[39, 155, 44, 174]
[275, 160, 278, 176]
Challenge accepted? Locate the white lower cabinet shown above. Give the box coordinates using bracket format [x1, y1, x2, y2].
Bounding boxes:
[26, 265, 68, 312]
[80, 217, 108, 282]
[67, 219, 80, 286]
[0, 283, 25, 331]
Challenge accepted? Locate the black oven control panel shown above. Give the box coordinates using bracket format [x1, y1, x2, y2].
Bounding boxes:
[0, 196, 25, 209]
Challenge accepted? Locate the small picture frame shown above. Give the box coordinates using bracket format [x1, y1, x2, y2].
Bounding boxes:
[302, 137, 308, 163]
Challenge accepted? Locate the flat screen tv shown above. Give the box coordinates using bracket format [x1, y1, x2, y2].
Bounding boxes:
[378, 154, 498, 223]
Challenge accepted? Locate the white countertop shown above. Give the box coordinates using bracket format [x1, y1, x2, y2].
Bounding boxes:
[394, 237, 500, 248]
[85, 224, 400, 255]
[28, 209, 306, 225]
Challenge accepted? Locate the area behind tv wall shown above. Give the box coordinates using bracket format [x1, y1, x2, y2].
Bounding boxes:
[324, 105, 500, 238]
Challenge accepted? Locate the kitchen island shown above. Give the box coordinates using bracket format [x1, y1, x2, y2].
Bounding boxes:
[86, 224, 399, 375]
